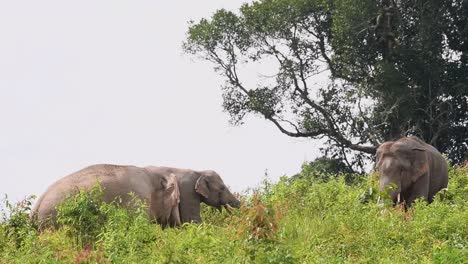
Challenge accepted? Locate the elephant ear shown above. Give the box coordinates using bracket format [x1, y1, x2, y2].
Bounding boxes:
[195, 175, 209, 198]
[409, 148, 429, 183]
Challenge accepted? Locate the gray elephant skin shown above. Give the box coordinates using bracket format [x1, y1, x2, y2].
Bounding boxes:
[375, 137, 448, 207]
[32, 164, 240, 228]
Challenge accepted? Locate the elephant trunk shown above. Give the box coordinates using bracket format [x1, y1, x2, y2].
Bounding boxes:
[230, 198, 241, 208]
[379, 176, 402, 205]
[225, 193, 241, 208]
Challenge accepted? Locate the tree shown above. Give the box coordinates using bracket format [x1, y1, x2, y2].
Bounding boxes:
[184, 0, 468, 170]
[291, 156, 357, 184]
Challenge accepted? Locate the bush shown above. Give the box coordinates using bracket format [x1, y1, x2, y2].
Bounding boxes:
[292, 157, 365, 185]
[55, 184, 109, 246]
[0, 195, 37, 249]
[0, 165, 466, 263]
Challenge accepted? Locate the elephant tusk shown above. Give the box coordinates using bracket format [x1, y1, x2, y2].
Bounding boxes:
[397, 193, 401, 204]
[224, 204, 234, 214]
[377, 196, 385, 208]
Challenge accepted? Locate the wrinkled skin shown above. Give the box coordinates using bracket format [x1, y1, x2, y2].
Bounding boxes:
[145, 166, 241, 223]
[32, 164, 241, 227]
[32, 164, 181, 229]
[376, 137, 448, 207]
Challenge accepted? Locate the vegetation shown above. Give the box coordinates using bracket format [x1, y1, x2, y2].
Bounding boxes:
[291, 156, 357, 184]
[1, 165, 466, 263]
[184, 0, 468, 170]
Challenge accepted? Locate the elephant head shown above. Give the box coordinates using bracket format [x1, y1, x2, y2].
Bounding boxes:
[376, 138, 429, 205]
[195, 170, 241, 212]
[150, 173, 181, 227]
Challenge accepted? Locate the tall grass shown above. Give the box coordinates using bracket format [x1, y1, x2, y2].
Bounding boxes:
[1, 165, 466, 263]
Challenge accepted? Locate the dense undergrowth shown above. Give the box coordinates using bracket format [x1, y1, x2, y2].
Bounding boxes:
[1, 165, 466, 263]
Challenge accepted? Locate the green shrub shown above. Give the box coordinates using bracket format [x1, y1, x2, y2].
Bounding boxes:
[0, 195, 37, 249]
[55, 183, 109, 246]
[292, 157, 365, 185]
[0, 165, 466, 263]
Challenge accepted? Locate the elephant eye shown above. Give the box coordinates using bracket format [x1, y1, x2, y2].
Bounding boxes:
[220, 186, 225, 191]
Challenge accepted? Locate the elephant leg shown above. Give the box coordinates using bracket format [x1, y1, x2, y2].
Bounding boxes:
[405, 173, 430, 206]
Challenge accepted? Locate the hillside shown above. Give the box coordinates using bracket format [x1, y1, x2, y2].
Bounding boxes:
[1, 165, 467, 263]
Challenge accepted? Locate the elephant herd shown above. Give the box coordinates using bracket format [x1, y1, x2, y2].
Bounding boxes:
[32, 136, 448, 229]
[32, 165, 240, 229]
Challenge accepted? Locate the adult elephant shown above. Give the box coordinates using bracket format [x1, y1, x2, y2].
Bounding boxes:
[32, 164, 240, 228]
[375, 137, 448, 207]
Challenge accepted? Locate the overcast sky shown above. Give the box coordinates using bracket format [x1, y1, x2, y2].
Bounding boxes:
[0, 0, 322, 203]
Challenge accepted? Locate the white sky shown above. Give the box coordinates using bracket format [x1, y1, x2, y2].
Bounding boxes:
[0, 0, 322, 203]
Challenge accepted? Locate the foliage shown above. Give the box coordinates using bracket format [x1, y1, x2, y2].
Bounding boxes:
[291, 156, 363, 184]
[0, 166, 467, 263]
[0, 195, 37, 249]
[55, 184, 109, 246]
[184, 0, 468, 170]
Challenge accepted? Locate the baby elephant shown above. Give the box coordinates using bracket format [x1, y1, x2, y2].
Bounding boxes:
[32, 164, 241, 229]
[375, 137, 448, 207]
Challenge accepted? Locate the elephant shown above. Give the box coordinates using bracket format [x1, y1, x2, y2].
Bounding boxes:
[32, 164, 241, 228]
[145, 166, 241, 223]
[375, 137, 448, 207]
[32, 164, 181, 229]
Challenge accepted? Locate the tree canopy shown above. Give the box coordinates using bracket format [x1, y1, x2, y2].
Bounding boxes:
[184, 0, 468, 170]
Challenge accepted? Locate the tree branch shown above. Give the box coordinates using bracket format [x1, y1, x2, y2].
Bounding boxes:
[267, 116, 326, 138]
[288, 64, 377, 154]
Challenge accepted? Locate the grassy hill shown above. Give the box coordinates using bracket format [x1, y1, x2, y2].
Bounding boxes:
[1, 165, 466, 263]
